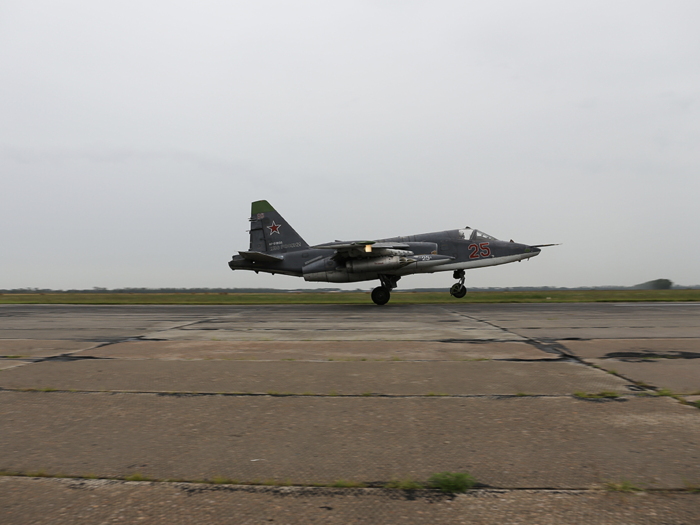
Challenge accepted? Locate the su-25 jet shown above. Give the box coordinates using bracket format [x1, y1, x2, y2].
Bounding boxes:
[228, 200, 554, 305]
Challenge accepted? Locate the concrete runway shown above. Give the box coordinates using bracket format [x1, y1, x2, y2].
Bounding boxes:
[1, 303, 699, 524]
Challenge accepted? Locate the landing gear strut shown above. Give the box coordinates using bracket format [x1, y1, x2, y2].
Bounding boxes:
[450, 270, 467, 298]
[372, 275, 400, 305]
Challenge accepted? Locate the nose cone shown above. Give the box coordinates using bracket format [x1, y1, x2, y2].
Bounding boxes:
[507, 241, 542, 259]
[518, 245, 541, 258]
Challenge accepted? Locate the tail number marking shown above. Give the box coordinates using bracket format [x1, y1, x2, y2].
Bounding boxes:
[469, 242, 491, 259]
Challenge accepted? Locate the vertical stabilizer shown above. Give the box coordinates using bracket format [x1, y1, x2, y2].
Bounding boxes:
[248, 200, 309, 253]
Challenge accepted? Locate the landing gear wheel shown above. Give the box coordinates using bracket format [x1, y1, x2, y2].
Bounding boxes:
[450, 284, 467, 298]
[450, 269, 467, 298]
[371, 286, 391, 305]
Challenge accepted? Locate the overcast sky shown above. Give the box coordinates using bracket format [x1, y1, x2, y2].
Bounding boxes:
[2, 1, 698, 290]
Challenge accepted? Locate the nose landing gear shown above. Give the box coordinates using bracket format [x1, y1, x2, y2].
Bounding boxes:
[450, 270, 467, 298]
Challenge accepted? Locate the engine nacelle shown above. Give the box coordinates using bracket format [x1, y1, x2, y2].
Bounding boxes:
[346, 256, 410, 273]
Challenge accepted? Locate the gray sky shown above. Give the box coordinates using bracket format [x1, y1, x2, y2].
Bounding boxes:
[2, 1, 699, 290]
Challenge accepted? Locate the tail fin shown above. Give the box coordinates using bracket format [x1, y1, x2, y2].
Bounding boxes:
[248, 200, 309, 253]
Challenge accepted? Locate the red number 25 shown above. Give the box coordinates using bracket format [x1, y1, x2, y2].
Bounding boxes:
[468, 242, 491, 259]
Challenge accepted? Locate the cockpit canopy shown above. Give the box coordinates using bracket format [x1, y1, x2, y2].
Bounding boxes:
[459, 228, 497, 241]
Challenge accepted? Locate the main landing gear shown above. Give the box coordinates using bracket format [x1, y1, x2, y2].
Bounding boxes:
[450, 270, 467, 298]
[371, 286, 391, 306]
[371, 275, 400, 305]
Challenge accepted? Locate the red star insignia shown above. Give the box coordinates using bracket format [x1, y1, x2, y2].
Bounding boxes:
[267, 221, 282, 235]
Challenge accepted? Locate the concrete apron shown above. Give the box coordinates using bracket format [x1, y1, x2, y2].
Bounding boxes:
[1, 393, 699, 489]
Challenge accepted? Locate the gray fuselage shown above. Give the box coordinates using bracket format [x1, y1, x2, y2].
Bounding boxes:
[229, 228, 540, 284]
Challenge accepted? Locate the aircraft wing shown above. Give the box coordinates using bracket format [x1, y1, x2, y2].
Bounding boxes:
[312, 241, 410, 250]
[312, 241, 413, 258]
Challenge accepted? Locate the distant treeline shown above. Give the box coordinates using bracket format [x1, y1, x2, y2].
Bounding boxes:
[2, 280, 697, 293]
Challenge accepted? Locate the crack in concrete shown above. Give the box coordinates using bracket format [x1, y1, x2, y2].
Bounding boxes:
[442, 308, 573, 359]
[538, 339, 668, 395]
[440, 309, 666, 399]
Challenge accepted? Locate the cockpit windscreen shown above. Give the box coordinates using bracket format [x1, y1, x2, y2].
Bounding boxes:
[459, 228, 497, 241]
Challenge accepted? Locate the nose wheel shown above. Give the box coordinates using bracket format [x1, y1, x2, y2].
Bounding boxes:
[450, 270, 467, 298]
[450, 283, 467, 298]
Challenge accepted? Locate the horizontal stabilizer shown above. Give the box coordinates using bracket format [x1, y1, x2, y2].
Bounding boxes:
[239, 251, 284, 263]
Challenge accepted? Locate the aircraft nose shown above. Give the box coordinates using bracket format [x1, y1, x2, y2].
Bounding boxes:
[510, 242, 541, 256]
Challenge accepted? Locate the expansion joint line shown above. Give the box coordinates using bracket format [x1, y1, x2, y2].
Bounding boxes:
[1, 474, 699, 495]
[0, 388, 655, 400]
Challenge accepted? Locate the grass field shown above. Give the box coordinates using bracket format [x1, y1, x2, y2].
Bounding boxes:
[1, 290, 698, 305]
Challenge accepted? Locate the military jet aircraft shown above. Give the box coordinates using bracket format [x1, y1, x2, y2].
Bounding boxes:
[228, 200, 553, 305]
